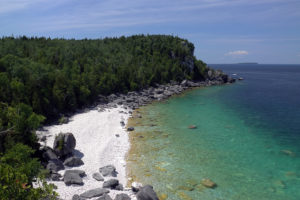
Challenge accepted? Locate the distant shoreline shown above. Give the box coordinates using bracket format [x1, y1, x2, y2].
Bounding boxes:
[237, 62, 258, 64]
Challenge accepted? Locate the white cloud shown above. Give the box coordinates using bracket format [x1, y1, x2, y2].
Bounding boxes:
[0, 0, 42, 14]
[225, 50, 249, 56]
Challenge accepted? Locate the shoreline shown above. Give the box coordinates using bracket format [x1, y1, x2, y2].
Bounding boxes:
[37, 78, 235, 199]
[37, 106, 135, 199]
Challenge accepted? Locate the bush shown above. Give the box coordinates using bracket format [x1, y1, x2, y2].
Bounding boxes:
[0, 143, 57, 200]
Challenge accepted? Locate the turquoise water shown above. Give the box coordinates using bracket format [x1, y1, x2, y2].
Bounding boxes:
[127, 64, 300, 200]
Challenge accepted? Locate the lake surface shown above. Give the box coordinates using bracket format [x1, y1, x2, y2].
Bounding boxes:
[127, 64, 300, 200]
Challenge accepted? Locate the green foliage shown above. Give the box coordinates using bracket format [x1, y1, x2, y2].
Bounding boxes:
[2, 103, 45, 151]
[0, 35, 207, 121]
[55, 133, 64, 151]
[0, 144, 57, 200]
[58, 115, 68, 124]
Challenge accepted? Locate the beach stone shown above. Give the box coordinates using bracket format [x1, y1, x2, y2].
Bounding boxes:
[115, 183, 124, 191]
[127, 127, 134, 131]
[115, 193, 131, 200]
[93, 172, 104, 181]
[63, 156, 84, 167]
[132, 182, 143, 192]
[98, 107, 106, 112]
[65, 170, 86, 177]
[46, 159, 64, 172]
[50, 172, 62, 181]
[80, 188, 109, 198]
[63, 172, 83, 186]
[201, 179, 217, 188]
[72, 194, 85, 200]
[53, 132, 76, 157]
[102, 179, 119, 189]
[99, 165, 117, 177]
[63, 170, 86, 186]
[136, 185, 159, 200]
[40, 135, 47, 142]
[42, 147, 58, 161]
[96, 194, 113, 200]
[181, 80, 188, 86]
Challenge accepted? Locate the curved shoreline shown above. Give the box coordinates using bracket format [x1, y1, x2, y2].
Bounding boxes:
[37, 79, 234, 199]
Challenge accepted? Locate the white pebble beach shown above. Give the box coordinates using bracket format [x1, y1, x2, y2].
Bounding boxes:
[37, 106, 136, 200]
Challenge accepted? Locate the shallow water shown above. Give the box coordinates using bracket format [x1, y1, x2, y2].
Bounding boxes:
[127, 64, 300, 200]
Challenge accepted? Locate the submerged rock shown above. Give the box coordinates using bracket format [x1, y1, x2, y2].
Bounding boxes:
[188, 125, 197, 129]
[201, 179, 217, 188]
[280, 149, 296, 157]
[127, 127, 135, 131]
[158, 194, 168, 200]
[178, 185, 194, 191]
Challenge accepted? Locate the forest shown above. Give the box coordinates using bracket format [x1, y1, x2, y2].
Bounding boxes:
[0, 35, 209, 199]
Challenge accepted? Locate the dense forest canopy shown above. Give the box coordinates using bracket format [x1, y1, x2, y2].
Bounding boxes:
[0, 35, 209, 199]
[0, 35, 207, 121]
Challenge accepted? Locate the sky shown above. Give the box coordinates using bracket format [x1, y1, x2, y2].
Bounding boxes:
[0, 0, 300, 64]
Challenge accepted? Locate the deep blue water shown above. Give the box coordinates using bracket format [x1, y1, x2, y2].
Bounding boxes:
[127, 64, 300, 200]
[211, 64, 300, 149]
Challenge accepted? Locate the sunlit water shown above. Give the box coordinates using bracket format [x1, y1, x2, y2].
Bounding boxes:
[127, 64, 300, 200]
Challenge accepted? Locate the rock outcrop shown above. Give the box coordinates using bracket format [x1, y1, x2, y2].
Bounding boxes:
[53, 132, 76, 157]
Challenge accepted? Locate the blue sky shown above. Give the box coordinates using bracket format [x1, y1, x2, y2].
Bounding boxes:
[0, 0, 300, 64]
